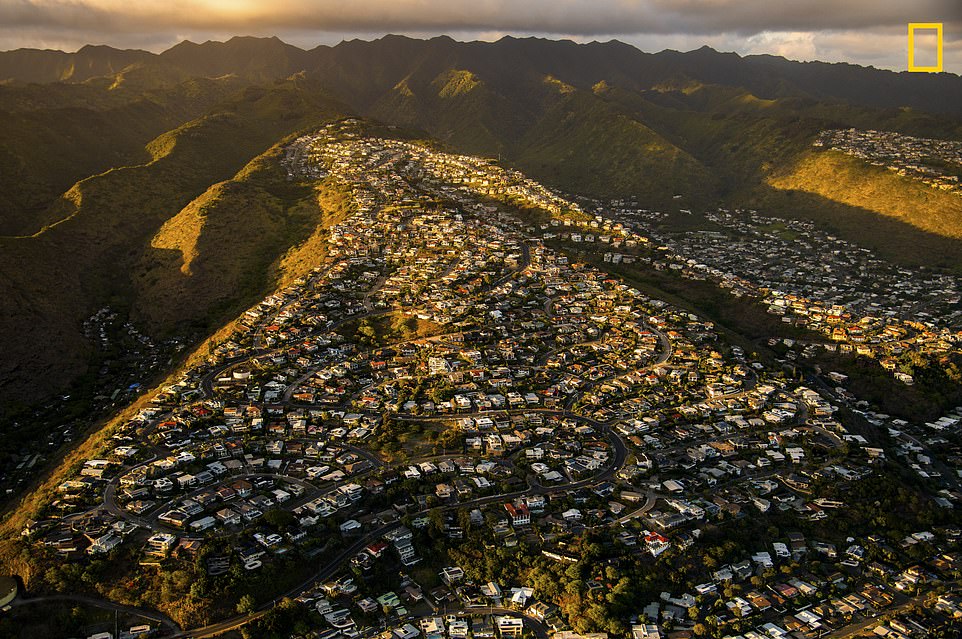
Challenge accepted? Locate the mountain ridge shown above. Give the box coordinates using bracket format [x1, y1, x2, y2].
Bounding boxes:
[2, 35, 960, 115]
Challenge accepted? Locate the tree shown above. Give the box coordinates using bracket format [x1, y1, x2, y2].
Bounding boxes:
[237, 594, 256, 614]
[263, 508, 295, 530]
[438, 427, 462, 450]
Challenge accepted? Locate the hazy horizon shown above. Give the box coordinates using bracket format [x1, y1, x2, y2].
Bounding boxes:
[1, 0, 959, 73]
[3, 32, 960, 78]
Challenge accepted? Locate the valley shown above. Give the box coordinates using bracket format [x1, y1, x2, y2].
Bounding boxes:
[1, 34, 962, 639]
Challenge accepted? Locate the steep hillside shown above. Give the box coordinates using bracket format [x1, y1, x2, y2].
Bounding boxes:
[2, 34, 962, 412]
[356, 48, 714, 205]
[0, 81, 346, 410]
[367, 68, 528, 156]
[0, 75, 250, 235]
[4, 36, 962, 117]
[0, 44, 152, 83]
[158, 36, 313, 81]
[770, 149, 962, 239]
[134, 141, 354, 332]
[3, 37, 961, 222]
[600, 83, 962, 189]
[513, 90, 716, 202]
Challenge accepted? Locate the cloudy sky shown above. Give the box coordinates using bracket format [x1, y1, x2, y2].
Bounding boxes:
[1, 0, 960, 73]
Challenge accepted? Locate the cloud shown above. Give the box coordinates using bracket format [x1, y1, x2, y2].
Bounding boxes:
[1, 0, 957, 35]
[0, 0, 960, 72]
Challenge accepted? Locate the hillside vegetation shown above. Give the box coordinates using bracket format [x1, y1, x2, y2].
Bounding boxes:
[1, 38, 962, 622]
[135, 145, 355, 332]
[0, 76, 250, 235]
[769, 148, 962, 239]
[514, 90, 716, 201]
[0, 81, 346, 410]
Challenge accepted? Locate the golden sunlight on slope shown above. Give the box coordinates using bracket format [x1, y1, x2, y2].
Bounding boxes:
[134, 142, 358, 332]
[432, 69, 481, 98]
[149, 181, 221, 276]
[768, 149, 962, 240]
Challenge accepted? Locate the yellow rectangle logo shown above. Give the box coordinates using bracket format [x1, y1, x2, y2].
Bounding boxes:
[908, 22, 943, 72]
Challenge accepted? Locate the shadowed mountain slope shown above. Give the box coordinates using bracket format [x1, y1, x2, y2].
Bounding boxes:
[0, 80, 347, 408]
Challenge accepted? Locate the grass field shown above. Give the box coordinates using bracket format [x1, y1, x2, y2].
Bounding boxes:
[338, 311, 447, 349]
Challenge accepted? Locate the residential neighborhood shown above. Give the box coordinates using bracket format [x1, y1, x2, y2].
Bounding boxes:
[815, 128, 962, 195]
[12, 121, 962, 639]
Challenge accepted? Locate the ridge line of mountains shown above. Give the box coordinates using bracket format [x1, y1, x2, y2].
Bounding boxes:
[3, 34, 961, 114]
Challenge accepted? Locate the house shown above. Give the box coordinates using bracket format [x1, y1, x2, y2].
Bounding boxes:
[146, 532, 178, 556]
[526, 601, 559, 621]
[631, 624, 661, 639]
[158, 510, 189, 528]
[86, 532, 122, 555]
[396, 538, 419, 565]
[505, 502, 530, 526]
[525, 495, 546, 511]
[663, 479, 685, 493]
[496, 616, 524, 637]
[216, 508, 241, 526]
[419, 616, 445, 639]
[472, 617, 495, 638]
[393, 624, 420, 639]
[441, 566, 465, 585]
[189, 516, 217, 532]
[339, 519, 362, 534]
[562, 508, 582, 522]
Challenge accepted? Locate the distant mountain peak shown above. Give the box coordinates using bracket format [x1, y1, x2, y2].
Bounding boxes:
[225, 35, 287, 44]
[78, 44, 122, 53]
[379, 34, 418, 43]
[688, 44, 741, 58]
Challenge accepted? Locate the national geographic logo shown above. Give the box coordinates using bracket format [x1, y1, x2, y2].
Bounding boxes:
[908, 22, 943, 72]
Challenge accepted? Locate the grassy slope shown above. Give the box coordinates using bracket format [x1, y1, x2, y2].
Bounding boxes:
[0, 82, 346, 410]
[768, 148, 962, 240]
[364, 66, 715, 206]
[512, 90, 717, 204]
[367, 67, 530, 158]
[3, 68, 962, 411]
[592, 84, 962, 270]
[0, 76, 249, 236]
[134, 146, 354, 333]
[337, 311, 447, 349]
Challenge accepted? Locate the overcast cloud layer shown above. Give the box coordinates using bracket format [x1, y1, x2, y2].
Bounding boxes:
[1, 0, 960, 73]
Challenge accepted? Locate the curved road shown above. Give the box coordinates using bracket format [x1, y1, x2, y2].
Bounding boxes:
[9, 593, 180, 633]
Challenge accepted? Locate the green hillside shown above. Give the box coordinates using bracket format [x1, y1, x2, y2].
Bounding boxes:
[770, 148, 962, 239]
[134, 143, 354, 332]
[513, 89, 716, 203]
[0, 75, 249, 235]
[0, 81, 346, 409]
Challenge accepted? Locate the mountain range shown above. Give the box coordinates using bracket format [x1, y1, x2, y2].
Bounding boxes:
[2, 34, 962, 414]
